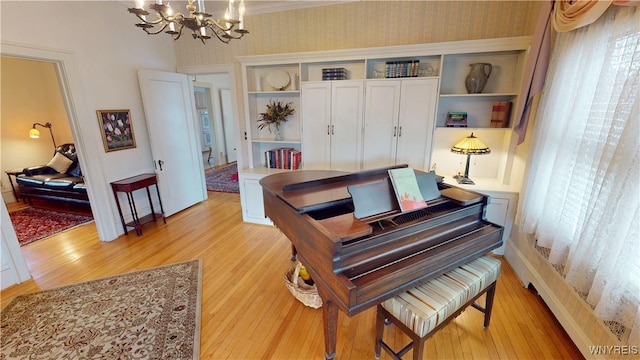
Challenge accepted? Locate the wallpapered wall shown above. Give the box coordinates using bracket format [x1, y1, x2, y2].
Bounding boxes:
[175, 1, 542, 66]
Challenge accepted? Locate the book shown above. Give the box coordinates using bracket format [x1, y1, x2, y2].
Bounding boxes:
[490, 101, 511, 128]
[445, 112, 468, 127]
[490, 102, 500, 128]
[388, 167, 427, 212]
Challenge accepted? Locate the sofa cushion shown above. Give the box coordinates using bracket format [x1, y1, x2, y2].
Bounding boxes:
[44, 178, 77, 189]
[73, 182, 87, 191]
[47, 152, 73, 173]
[22, 165, 57, 177]
[16, 173, 69, 187]
[67, 161, 82, 177]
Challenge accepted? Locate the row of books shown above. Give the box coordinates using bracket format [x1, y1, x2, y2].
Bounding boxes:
[385, 60, 420, 78]
[265, 148, 302, 169]
[444, 101, 512, 128]
[322, 68, 347, 80]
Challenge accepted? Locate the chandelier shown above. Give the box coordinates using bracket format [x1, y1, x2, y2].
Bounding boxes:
[128, 0, 248, 44]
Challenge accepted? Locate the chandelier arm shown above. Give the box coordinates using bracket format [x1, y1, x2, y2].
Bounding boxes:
[207, 27, 232, 44]
[207, 18, 233, 32]
[143, 22, 170, 35]
[206, 21, 242, 42]
[170, 24, 184, 41]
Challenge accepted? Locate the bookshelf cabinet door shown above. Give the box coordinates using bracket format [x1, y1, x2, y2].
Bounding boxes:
[330, 81, 364, 172]
[301, 82, 331, 169]
[395, 78, 438, 171]
[363, 80, 402, 170]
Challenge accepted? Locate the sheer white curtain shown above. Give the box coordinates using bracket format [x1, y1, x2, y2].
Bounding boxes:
[518, 5, 639, 343]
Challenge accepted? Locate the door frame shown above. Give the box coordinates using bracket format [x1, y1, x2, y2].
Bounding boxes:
[176, 64, 244, 170]
[193, 83, 218, 166]
[1, 41, 119, 242]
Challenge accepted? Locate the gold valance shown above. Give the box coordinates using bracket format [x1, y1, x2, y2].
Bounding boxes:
[553, 0, 639, 32]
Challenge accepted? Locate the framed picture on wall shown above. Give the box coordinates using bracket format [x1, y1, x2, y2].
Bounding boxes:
[96, 109, 136, 152]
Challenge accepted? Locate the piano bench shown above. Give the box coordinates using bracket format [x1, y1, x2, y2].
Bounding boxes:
[375, 255, 501, 360]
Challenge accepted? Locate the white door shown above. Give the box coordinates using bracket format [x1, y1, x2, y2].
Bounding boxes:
[396, 78, 438, 171]
[301, 82, 331, 169]
[362, 80, 401, 170]
[220, 89, 237, 163]
[331, 81, 364, 171]
[137, 69, 207, 217]
[1, 203, 30, 289]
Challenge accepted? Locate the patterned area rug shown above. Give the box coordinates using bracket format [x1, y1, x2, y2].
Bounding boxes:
[1, 260, 202, 359]
[205, 163, 239, 193]
[9, 207, 94, 246]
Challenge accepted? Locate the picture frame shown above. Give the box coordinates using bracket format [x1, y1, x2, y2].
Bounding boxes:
[96, 109, 136, 152]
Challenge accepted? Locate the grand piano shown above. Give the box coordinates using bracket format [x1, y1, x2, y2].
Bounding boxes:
[260, 165, 503, 359]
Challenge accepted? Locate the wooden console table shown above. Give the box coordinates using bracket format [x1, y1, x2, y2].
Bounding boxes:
[5, 168, 25, 203]
[110, 173, 166, 236]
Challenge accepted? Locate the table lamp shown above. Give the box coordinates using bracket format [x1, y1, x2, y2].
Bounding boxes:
[29, 122, 57, 149]
[450, 132, 490, 185]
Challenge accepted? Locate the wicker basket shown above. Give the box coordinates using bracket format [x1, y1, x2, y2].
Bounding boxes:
[284, 262, 322, 309]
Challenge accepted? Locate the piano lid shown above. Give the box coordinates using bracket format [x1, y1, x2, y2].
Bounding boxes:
[261, 166, 405, 213]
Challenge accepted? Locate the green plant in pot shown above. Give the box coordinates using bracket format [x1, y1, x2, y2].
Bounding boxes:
[257, 99, 295, 141]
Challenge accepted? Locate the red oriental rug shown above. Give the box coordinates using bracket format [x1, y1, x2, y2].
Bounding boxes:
[205, 163, 239, 193]
[9, 207, 94, 246]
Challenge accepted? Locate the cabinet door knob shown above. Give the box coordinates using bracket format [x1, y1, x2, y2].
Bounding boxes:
[327, 125, 330, 135]
[158, 160, 164, 171]
[398, 126, 402, 137]
[393, 126, 397, 137]
[331, 125, 335, 135]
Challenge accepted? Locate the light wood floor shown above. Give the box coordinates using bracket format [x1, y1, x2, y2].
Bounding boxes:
[2, 192, 583, 359]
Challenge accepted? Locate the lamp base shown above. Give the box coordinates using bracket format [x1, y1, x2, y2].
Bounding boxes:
[453, 174, 475, 185]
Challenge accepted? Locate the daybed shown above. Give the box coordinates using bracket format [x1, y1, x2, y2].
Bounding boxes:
[16, 143, 89, 205]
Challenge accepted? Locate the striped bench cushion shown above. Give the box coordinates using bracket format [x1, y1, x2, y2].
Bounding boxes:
[380, 255, 501, 337]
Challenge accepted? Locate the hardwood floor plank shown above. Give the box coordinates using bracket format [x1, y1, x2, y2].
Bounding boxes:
[2, 192, 584, 359]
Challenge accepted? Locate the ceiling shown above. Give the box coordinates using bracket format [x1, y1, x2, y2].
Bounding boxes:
[125, 1, 356, 16]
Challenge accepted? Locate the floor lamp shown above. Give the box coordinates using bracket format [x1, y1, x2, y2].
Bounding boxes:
[450, 132, 490, 185]
[29, 122, 57, 149]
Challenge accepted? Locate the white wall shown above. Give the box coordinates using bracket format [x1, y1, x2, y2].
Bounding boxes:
[1, 1, 178, 241]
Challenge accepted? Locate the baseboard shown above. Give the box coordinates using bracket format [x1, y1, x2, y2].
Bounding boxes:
[505, 241, 600, 360]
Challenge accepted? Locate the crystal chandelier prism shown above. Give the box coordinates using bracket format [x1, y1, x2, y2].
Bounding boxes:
[128, 0, 248, 44]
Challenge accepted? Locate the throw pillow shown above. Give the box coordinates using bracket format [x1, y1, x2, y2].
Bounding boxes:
[47, 152, 74, 174]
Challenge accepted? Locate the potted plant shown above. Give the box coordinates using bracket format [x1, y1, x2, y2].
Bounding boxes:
[257, 99, 295, 140]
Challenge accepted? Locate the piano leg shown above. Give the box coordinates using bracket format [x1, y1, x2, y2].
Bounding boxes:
[322, 299, 338, 360]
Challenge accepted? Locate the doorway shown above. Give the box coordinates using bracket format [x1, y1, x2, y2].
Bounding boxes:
[191, 72, 237, 170]
[1, 44, 120, 289]
[1, 56, 94, 246]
